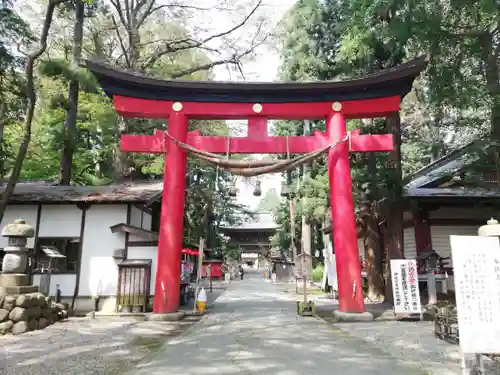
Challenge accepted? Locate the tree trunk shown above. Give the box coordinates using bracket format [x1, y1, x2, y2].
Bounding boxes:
[362, 153, 385, 301]
[479, 33, 500, 190]
[384, 112, 404, 302]
[108, 1, 143, 179]
[0, 103, 6, 181]
[113, 116, 132, 181]
[362, 204, 385, 301]
[59, 0, 84, 185]
[0, 0, 67, 223]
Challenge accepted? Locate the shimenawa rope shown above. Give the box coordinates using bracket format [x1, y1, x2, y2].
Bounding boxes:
[162, 131, 350, 177]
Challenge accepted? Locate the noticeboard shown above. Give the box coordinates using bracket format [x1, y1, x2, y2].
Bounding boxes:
[450, 235, 500, 354]
[390, 259, 422, 314]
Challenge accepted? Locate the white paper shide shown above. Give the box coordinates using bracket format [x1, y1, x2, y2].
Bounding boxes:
[450, 235, 500, 354]
[390, 259, 421, 314]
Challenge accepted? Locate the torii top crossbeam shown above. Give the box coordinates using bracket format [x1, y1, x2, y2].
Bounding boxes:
[86, 56, 426, 110]
[85, 56, 427, 155]
[85, 57, 427, 315]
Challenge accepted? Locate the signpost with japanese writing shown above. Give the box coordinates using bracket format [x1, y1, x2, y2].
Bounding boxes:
[450, 235, 500, 354]
[390, 259, 422, 314]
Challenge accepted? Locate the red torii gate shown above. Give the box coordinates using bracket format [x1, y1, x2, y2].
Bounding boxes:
[86, 57, 427, 315]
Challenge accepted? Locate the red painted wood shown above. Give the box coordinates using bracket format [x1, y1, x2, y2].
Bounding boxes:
[120, 131, 393, 154]
[153, 112, 189, 314]
[113, 95, 401, 120]
[181, 248, 199, 256]
[349, 134, 393, 152]
[327, 112, 365, 313]
[202, 263, 223, 278]
[248, 117, 268, 139]
[413, 210, 432, 254]
[117, 92, 399, 316]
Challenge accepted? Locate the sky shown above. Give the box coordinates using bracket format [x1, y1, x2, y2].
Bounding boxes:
[194, 0, 297, 210]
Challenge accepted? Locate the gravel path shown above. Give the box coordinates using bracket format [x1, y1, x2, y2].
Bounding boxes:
[0, 317, 202, 375]
[125, 273, 425, 375]
[337, 321, 500, 375]
[0, 281, 227, 375]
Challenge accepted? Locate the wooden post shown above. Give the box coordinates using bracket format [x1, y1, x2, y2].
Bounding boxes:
[193, 237, 205, 313]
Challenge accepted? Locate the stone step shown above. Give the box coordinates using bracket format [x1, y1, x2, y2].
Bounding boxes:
[0, 274, 29, 287]
[0, 285, 39, 296]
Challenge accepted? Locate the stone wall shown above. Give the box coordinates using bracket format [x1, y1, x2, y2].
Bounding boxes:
[0, 292, 69, 335]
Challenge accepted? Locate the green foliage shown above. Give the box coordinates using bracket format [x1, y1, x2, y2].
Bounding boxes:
[311, 264, 324, 282]
[0, 3, 35, 178]
[257, 188, 281, 213]
[39, 59, 99, 92]
[272, 0, 498, 253]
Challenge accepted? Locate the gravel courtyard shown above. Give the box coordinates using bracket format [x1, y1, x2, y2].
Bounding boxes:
[0, 317, 202, 375]
[0, 281, 224, 375]
[336, 320, 500, 375]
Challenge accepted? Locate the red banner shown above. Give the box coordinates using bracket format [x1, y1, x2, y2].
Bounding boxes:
[181, 248, 199, 256]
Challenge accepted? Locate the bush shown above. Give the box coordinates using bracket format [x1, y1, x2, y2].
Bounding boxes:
[311, 264, 324, 282]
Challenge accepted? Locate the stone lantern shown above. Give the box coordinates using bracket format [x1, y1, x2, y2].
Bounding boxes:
[478, 218, 500, 237]
[253, 180, 262, 197]
[417, 250, 445, 305]
[0, 218, 38, 295]
[417, 250, 442, 272]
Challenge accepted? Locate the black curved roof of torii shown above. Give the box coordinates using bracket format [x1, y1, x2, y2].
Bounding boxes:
[84, 56, 428, 103]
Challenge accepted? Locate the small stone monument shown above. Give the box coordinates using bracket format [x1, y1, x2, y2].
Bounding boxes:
[0, 218, 39, 296]
[0, 219, 70, 335]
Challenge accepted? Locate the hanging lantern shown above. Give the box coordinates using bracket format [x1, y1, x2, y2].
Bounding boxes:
[253, 180, 262, 196]
[228, 182, 237, 197]
[281, 181, 290, 197]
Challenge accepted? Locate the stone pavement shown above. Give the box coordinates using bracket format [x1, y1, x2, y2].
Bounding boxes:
[127, 271, 427, 375]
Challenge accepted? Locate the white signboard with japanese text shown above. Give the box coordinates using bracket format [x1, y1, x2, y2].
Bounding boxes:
[390, 259, 422, 314]
[450, 235, 500, 354]
[322, 243, 338, 291]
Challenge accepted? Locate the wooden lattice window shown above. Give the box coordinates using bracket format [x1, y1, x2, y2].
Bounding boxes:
[116, 259, 151, 313]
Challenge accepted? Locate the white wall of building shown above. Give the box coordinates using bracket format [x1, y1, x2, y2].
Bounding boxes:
[32, 274, 76, 296]
[28, 204, 128, 297]
[1, 202, 162, 311]
[38, 205, 82, 238]
[129, 205, 153, 242]
[0, 205, 38, 248]
[129, 205, 152, 230]
[80, 205, 127, 297]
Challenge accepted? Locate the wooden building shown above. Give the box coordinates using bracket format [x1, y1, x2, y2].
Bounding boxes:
[323, 138, 500, 292]
[0, 181, 165, 312]
[219, 212, 278, 269]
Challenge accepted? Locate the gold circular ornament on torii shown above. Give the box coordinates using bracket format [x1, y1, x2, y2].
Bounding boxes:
[332, 102, 342, 112]
[253, 103, 263, 113]
[172, 102, 183, 112]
